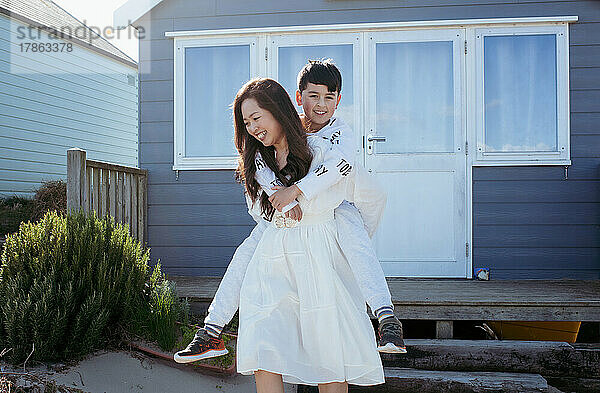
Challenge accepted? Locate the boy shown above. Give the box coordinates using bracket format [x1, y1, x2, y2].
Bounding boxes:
[174, 60, 405, 364]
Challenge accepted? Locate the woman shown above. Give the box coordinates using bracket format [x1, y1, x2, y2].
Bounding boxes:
[233, 78, 384, 393]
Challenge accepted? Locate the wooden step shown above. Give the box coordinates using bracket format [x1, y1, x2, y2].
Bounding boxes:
[382, 339, 599, 378]
[171, 276, 600, 322]
[545, 376, 600, 393]
[348, 368, 550, 393]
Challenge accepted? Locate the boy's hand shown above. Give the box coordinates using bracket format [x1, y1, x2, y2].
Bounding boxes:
[299, 114, 314, 133]
[269, 185, 303, 212]
[285, 204, 303, 221]
[299, 114, 310, 131]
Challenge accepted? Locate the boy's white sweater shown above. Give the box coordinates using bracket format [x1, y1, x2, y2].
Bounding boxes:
[254, 117, 386, 236]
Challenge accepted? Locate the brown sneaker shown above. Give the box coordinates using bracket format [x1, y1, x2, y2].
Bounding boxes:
[377, 316, 407, 354]
[174, 328, 228, 363]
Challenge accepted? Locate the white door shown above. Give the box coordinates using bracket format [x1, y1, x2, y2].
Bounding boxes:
[365, 29, 468, 277]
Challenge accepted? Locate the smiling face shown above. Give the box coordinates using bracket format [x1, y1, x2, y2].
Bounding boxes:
[241, 98, 285, 148]
[296, 82, 341, 131]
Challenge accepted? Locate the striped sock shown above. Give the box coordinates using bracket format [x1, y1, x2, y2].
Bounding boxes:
[204, 323, 223, 338]
[374, 306, 395, 324]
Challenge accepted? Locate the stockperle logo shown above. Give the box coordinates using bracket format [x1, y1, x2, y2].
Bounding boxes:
[15, 19, 145, 45]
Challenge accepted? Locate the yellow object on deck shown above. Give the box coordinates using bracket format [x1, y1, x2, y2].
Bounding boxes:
[487, 321, 581, 343]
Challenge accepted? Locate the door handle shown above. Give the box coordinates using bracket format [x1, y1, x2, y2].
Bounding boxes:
[366, 133, 386, 155]
[367, 134, 387, 142]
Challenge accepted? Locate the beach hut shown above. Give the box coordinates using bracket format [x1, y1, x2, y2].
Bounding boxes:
[115, 0, 600, 343]
[116, 0, 598, 281]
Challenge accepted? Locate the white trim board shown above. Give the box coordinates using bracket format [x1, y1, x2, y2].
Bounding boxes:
[473, 160, 572, 166]
[113, 0, 163, 28]
[165, 17, 578, 38]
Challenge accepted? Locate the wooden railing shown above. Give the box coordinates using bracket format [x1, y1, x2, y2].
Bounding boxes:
[66, 148, 148, 243]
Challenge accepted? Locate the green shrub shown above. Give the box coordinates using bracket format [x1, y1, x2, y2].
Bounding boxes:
[0, 210, 153, 363]
[0, 196, 36, 236]
[31, 180, 67, 221]
[127, 261, 189, 351]
[0, 180, 66, 236]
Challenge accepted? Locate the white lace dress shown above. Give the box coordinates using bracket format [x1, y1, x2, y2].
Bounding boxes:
[236, 136, 384, 386]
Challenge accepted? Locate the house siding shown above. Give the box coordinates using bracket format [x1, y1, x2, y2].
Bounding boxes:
[137, 0, 600, 279]
[0, 13, 138, 197]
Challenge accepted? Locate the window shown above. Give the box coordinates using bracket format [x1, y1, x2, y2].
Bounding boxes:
[474, 25, 570, 165]
[173, 37, 258, 170]
[169, 18, 573, 170]
[374, 37, 458, 154]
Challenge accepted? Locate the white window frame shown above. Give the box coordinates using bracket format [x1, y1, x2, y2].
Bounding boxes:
[173, 36, 260, 170]
[473, 24, 571, 166]
[167, 16, 576, 170]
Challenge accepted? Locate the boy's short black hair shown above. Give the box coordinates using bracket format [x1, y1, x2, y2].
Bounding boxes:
[297, 59, 342, 94]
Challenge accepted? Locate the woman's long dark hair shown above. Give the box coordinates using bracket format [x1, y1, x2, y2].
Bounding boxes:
[233, 78, 312, 219]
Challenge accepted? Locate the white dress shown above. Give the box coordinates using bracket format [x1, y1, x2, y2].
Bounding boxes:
[236, 136, 384, 386]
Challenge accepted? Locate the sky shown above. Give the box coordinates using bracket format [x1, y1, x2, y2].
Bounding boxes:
[52, 0, 139, 62]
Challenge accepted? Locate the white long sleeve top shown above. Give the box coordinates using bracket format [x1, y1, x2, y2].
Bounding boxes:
[204, 118, 387, 327]
[254, 117, 386, 236]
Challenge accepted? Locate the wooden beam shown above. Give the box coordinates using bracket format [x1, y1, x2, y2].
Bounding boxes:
[138, 174, 147, 245]
[101, 168, 108, 217]
[85, 166, 91, 213]
[436, 321, 453, 339]
[109, 170, 117, 218]
[546, 376, 600, 393]
[66, 148, 86, 213]
[124, 172, 132, 230]
[386, 279, 600, 306]
[349, 368, 549, 393]
[131, 174, 138, 240]
[381, 339, 599, 378]
[92, 167, 100, 215]
[86, 159, 147, 176]
[170, 276, 600, 322]
[116, 172, 123, 223]
[397, 305, 600, 322]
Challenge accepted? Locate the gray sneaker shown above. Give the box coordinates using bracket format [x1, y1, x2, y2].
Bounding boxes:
[173, 328, 228, 363]
[377, 316, 407, 354]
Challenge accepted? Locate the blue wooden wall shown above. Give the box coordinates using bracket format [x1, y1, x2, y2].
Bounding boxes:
[0, 14, 139, 197]
[137, 0, 600, 279]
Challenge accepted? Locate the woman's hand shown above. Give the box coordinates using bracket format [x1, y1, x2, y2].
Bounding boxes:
[269, 185, 302, 212]
[285, 204, 303, 221]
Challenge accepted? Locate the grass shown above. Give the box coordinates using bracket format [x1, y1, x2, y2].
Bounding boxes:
[137, 263, 190, 351]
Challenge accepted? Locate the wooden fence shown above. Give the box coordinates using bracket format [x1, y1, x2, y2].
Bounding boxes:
[66, 148, 148, 243]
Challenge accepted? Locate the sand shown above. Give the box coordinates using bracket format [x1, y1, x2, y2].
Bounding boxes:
[3, 350, 298, 393]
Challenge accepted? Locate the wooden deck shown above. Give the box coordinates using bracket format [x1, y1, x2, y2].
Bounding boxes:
[171, 277, 600, 323]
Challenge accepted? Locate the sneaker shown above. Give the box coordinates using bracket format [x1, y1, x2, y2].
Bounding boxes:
[173, 328, 229, 363]
[377, 316, 407, 354]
